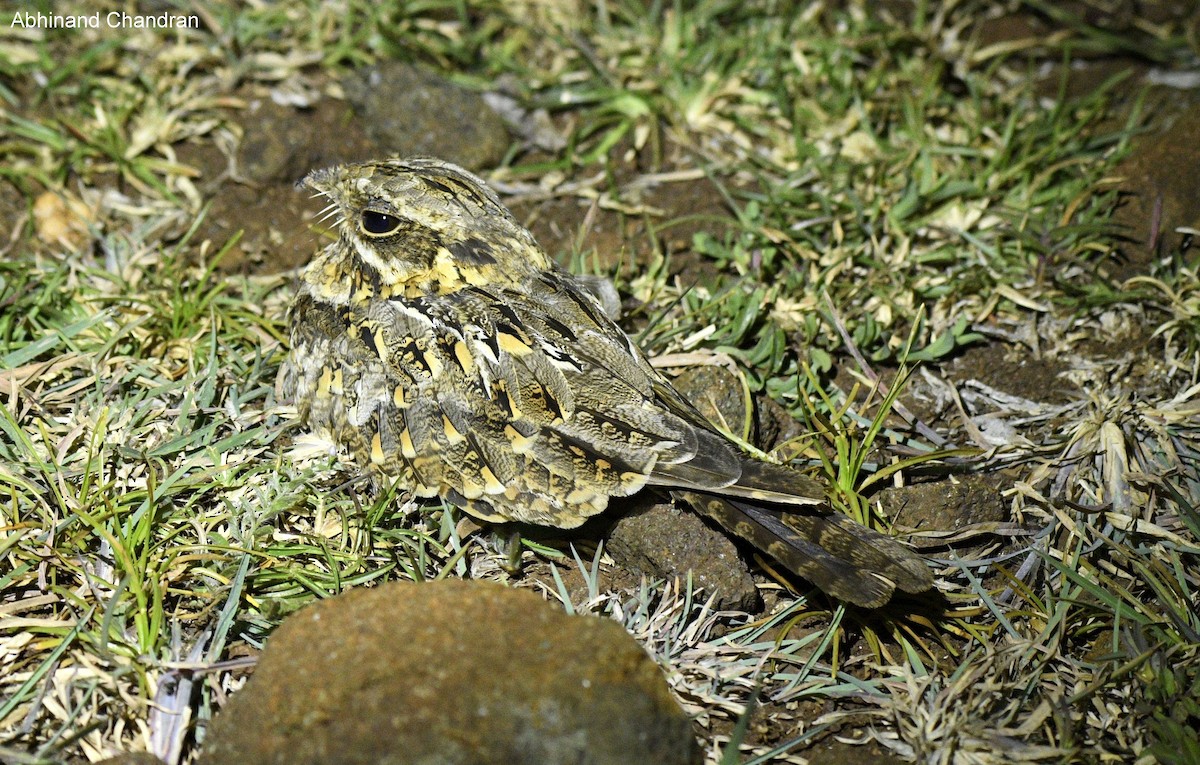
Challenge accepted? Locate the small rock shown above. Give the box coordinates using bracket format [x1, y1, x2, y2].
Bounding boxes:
[671, 365, 804, 452]
[875, 474, 1009, 532]
[199, 579, 699, 765]
[343, 62, 510, 171]
[672, 365, 749, 438]
[237, 99, 320, 184]
[607, 497, 759, 612]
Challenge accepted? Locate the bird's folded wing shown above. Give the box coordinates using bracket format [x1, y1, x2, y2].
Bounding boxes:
[678, 491, 933, 608]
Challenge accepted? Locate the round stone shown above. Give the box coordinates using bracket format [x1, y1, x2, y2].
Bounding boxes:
[199, 579, 699, 765]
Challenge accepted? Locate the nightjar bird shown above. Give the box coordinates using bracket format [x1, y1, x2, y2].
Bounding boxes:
[281, 157, 933, 607]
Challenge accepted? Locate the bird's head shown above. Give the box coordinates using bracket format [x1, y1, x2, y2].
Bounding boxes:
[300, 157, 550, 293]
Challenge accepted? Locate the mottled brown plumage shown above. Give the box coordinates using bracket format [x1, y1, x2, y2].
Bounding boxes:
[281, 157, 933, 607]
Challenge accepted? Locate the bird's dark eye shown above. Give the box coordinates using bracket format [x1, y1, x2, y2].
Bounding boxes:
[360, 210, 401, 236]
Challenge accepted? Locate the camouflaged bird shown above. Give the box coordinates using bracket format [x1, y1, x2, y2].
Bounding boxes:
[281, 157, 933, 607]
